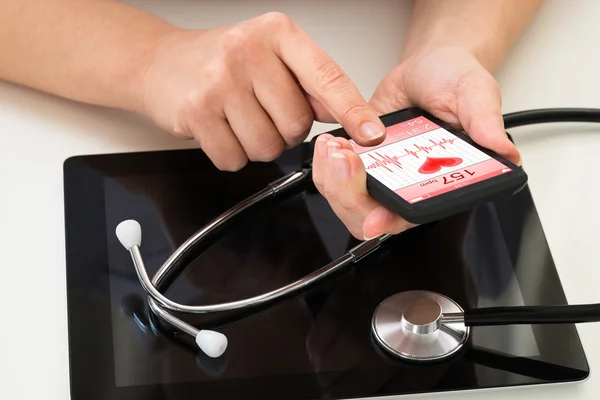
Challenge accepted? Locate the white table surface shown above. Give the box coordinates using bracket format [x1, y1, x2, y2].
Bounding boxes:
[1, 1, 599, 399]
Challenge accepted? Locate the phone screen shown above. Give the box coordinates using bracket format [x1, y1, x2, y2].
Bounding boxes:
[349, 116, 511, 204]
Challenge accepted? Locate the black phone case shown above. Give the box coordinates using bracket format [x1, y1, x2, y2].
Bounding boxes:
[308, 107, 528, 224]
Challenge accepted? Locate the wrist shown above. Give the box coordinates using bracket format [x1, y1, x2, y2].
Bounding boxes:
[124, 24, 187, 116]
[400, 40, 497, 74]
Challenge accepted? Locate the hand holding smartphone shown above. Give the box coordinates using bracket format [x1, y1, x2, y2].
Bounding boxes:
[311, 107, 527, 224]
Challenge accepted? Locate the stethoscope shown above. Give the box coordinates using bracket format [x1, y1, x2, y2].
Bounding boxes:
[115, 108, 600, 363]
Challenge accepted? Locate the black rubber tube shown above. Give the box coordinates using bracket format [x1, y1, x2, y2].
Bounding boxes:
[462, 107, 600, 326]
[503, 108, 600, 129]
[464, 304, 600, 326]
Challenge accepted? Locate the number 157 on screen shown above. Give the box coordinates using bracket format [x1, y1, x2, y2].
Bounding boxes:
[442, 169, 475, 185]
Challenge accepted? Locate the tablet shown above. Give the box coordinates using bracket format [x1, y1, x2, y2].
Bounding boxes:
[63, 144, 588, 400]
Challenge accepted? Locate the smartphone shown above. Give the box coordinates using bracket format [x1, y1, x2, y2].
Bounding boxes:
[310, 107, 528, 224]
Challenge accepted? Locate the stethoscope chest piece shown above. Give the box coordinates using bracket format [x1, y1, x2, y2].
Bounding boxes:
[371, 290, 469, 362]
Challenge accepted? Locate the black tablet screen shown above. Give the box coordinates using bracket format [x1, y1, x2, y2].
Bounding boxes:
[103, 155, 538, 388]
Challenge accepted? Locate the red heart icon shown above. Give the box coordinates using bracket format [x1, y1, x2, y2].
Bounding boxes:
[418, 156, 463, 174]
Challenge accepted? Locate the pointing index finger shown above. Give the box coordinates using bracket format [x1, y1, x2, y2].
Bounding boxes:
[273, 17, 386, 146]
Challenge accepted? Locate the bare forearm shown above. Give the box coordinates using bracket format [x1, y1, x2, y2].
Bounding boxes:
[0, 0, 178, 113]
[402, 0, 544, 72]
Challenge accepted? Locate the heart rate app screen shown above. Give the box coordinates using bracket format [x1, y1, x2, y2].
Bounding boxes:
[350, 116, 511, 204]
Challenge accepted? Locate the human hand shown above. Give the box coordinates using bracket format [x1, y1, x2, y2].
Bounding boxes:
[312, 46, 519, 240]
[312, 134, 415, 240]
[370, 45, 520, 165]
[138, 12, 385, 171]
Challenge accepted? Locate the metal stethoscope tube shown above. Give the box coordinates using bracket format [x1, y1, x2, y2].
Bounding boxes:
[116, 168, 391, 358]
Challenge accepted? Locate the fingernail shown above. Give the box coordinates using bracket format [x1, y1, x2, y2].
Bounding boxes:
[363, 230, 381, 241]
[517, 154, 523, 167]
[331, 152, 349, 179]
[316, 137, 327, 156]
[363, 232, 386, 241]
[326, 141, 341, 162]
[360, 121, 385, 140]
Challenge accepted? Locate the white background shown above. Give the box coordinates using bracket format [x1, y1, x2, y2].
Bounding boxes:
[1, 1, 599, 399]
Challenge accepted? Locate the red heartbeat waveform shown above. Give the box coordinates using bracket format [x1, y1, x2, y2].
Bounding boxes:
[365, 137, 458, 172]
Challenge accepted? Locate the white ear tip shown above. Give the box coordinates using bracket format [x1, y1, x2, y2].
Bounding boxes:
[115, 220, 142, 249]
[196, 330, 228, 358]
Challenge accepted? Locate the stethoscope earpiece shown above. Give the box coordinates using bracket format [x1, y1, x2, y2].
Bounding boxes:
[116, 219, 142, 250]
[195, 330, 228, 358]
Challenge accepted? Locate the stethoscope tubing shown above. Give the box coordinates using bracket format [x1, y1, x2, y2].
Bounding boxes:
[441, 303, 600, 327]
[117, 107, 600, 352]
[128, 237, 385, 314]
[119, 167, 390, 338]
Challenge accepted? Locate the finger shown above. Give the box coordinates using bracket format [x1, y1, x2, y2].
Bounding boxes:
[305, 93, 337, 123]
[362, 206, 415, 240]
[369, 72, 412, 116]
[323, 140, 412, 239]
[322, 145, 390, 239]
[192, 114, 248, 171]
[223, 91, 285, 162]
[270, 15, 386, 146]
[252, 54, 315, 147]
[456, 72, 522, 165]
[315, 135, 411, 239]
[311, 133, 334, 194]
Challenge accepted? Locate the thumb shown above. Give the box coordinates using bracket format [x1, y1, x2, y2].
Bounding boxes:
[368, 77, 412, 116]
[456, 73, 521, 165]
